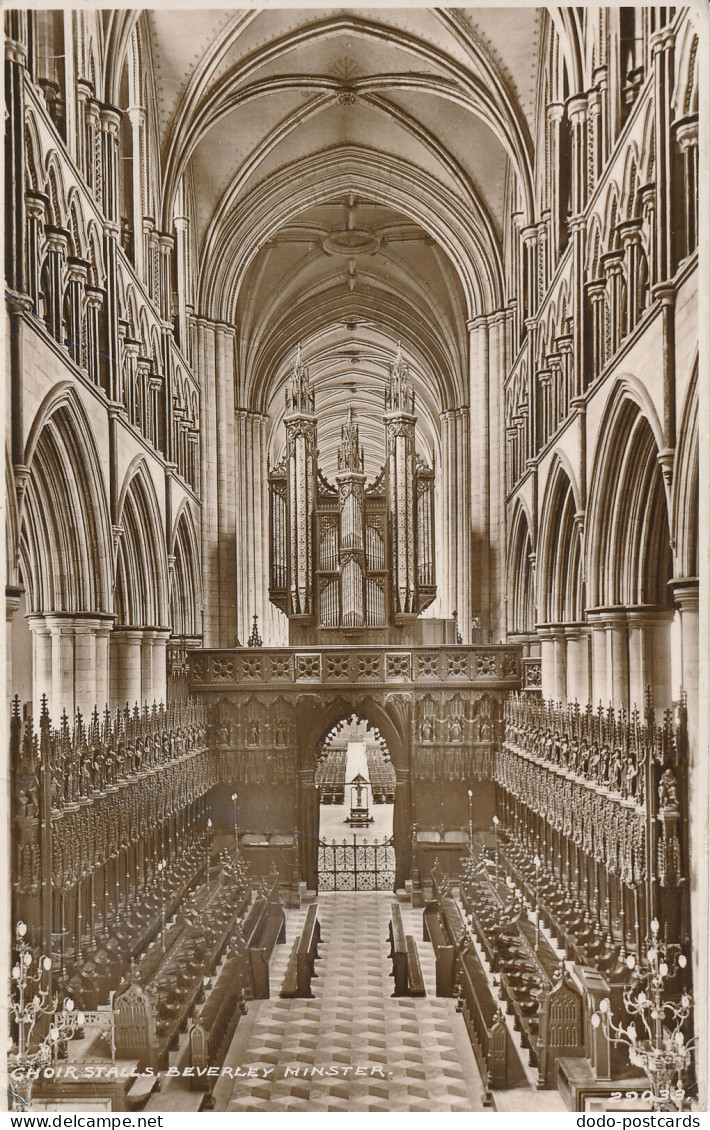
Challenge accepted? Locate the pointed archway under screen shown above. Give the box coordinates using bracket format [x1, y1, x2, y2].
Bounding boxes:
[315, 715, 396, 891]
[296, 693, 412, 892]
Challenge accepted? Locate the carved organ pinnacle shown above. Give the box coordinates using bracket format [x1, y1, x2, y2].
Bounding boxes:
[269, 345, 435, 639]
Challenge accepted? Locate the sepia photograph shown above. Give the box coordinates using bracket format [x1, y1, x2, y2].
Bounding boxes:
[3, 0, 706, 1117]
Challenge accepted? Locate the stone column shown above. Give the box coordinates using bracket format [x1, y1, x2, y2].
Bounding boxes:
[140, 630, 155, 707]
[670, 580, 699, 743]
[588, 612, 610, 707]
[521, 226, 539, 322]
[136, 357, 152, 439]
[551, 626, 567, 704]
[25, 190, 48, 314]
[157, 233, 174, 325]
[652, 283, 677, 479]
[651, 27, 675, 281]
[602, 250, 625, 357]
[675, 117, 699, 259]
[468, 316, 489, 630]
[487, 310, 508, 641]
[456, 407, 471, 639]
[46, 616, 76, 722]
[546, 103, 565, 259]
[173, 213, 191, 355]
[65, 256, 89, 368]
[537, 369, 552, 446]
[28, 616, 53, 724]
[586, 279, 608, 380]
[567, 95, 588, 217]
[110, 629, 143, 709]
[195, 318, 219, 645]
[298, 767, 319, 892]
[6, 586, 23, 703]
[126, 106, 146, 278]
[215, 324, 238, 646]
[626, 608, 674, 715]
[605, 610, 629, 711]
[393, 768, 412, 890]
[99, 105, 122, 404]
[94, 620, 111, 711]
[538, 629, 556, 701]
[618, 218, 644, 333]
[43, 226, 69, 341]
[151, 629, 170, 706]
[72, 617, 103, 718]
[85, 285, 104, 387]
[565, 624, 591, 705]
[5, 16, 28, 295]
[440, 408, 456, 619]
[121, 339, 140, 421]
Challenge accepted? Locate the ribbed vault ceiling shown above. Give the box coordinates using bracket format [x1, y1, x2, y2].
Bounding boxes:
[145, 6, 540, 448]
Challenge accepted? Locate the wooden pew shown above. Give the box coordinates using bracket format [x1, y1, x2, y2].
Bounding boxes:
[536, 973, 585, 1089]
[405, 935, 426, 996]
[188, 952, 248, 1092]
[281, 904, 321, 999]
[388, 902, 408, 997]
[423, 902, 456, 996]
[248, 903, 286, 1000]
[456, 939, 527, 1102]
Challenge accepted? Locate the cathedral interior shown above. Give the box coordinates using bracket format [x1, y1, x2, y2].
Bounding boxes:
[4, 5, 703, 1114]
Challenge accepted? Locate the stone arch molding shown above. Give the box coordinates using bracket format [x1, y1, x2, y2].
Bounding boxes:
[159, 14, 534, 230]
[296, 692, 410, 778]
[20, 383, 112, 615]
[586, 383, 672, 610]
[115, 457, 169, 628]
[199, 147, 503, 324]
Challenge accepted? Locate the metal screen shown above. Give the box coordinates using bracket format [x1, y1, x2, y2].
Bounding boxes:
[317, 836, 395, 891]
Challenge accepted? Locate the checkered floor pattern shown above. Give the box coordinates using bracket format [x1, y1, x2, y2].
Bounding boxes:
[215, 892, 486, 1112]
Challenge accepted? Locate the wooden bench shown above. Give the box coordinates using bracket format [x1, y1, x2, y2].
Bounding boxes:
[248, 900, 286, 1000]
[405, 935, 426, 996]
[281, 904, 322, 999]
[457, 940, 527, 1101]
[187, 952, 249, 1091]
[423, 902, 456, 996]
[388, 902, 408, 997]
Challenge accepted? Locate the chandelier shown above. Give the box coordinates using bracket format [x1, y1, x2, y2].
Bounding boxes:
[8, 922, 86, 1111]
[592, 918, 694, 1110]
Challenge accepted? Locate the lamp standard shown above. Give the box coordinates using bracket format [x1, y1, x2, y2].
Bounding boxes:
[231, 793, 239, 855]
[157, 858, 166, 953]
[533, 854, 541, 950]
[206, 818, 213, 890]
[492, 814, 500, 884]
[592, 919, 693, 1111]
[467, 789, 473, 853]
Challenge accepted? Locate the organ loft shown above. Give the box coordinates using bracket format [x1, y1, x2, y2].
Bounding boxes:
[4, 4, 702, 1116]
[268, 345, 436, 642]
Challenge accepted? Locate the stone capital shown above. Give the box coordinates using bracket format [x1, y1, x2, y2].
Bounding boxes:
[674, 115, 698, 150]
[668, 578, 699, 612]
[99, 104, 122, 133]
[566, 94, 588, 123]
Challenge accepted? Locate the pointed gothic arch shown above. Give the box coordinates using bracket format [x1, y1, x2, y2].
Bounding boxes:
[507, 502, 535, 635]
[537, 460, 583, 623]
[672, 361, 699, 579]
[587, 387, 673, 609]
[170, 501, 202, 639]
[115, 460, 168, 628]
[21, 386, 112, 615]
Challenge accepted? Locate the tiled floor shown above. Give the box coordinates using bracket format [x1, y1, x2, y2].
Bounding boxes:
[215, 893, 487, 1112]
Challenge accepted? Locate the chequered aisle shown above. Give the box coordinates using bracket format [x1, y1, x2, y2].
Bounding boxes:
[215, 892, 487, 1112]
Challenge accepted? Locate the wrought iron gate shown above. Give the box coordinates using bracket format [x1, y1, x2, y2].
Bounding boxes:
[318, 836, 395, 891]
